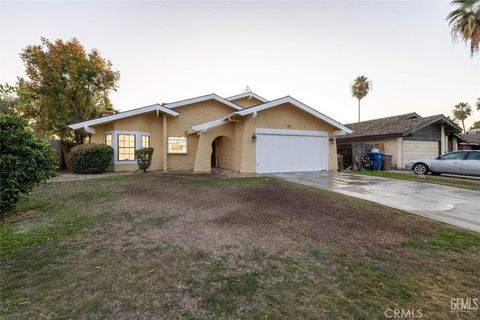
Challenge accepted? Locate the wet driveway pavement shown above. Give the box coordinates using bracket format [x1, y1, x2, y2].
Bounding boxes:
[270, 171, 480, 233]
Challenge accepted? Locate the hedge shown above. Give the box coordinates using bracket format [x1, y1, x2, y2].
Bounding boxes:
[69, 143, 113, 174]
[0, 114, 57, 216]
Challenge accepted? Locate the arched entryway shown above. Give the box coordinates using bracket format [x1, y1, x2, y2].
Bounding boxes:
[210, 136, 234, 170]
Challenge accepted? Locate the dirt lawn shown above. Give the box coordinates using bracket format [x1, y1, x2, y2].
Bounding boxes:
[1, 173, 479, 319]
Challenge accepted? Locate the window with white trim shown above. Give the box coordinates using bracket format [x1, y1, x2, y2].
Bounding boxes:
[168, 137, 187, 154]
[141, 135, 150, 148]
[118, 134, 135, 160]
[105, 134, 113, 147]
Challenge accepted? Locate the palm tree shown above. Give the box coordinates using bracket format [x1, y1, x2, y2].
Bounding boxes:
[452, 102, 473, 133]
[351, 76, 372, 122]
[447, 0, 480, 57]
[476, 97, 480, 110]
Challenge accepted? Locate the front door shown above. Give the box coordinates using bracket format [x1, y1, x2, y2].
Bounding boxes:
[211, 140, 217, 168]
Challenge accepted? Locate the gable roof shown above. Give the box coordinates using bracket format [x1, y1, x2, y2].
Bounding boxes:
[187, 96, 352, 134]
[226, 92, 268, 103]
[68, 103, 179, 130]
[337, 113, 462, 141]
[69, 93, 243, 130]
[165, 93, 243, 111]
[234, 96, 352, 133]
[458, 133, 480, 146]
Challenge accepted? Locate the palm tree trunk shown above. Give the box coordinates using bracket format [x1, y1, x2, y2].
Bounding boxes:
[358, 99, 361, 122]
[462, 119, 465, 133]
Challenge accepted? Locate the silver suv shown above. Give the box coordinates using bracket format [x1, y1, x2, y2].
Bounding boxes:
[406, 151, 480, 176]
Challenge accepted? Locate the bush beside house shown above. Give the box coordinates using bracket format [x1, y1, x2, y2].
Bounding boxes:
[0, 114, 57, 216]
[69, 144, 113, 174]
[136, 148, 154, 172]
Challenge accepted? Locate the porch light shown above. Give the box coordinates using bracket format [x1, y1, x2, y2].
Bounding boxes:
[251, 133, 257, 142]
[329, 137, 334, 144]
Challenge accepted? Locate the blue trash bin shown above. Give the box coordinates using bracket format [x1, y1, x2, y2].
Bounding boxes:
[368, 152, 384, 171]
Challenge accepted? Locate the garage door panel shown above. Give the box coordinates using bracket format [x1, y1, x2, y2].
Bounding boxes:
[402, 140, 439, 167]
[255, 129, 328, 173]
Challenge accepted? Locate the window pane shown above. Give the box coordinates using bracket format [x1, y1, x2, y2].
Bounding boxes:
[142, 136, 150, 148]
[168, 137, 187, 154]
[105, 134, 112, 147]
[440, 152, 465, 160]
[118, 134, 135, 160]
[466, 152, 480, 160]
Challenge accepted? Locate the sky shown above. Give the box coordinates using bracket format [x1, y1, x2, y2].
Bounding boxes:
[1, 0, 479, 128]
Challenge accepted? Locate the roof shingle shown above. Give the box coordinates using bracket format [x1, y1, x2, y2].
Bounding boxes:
[337, 113, 461, 141]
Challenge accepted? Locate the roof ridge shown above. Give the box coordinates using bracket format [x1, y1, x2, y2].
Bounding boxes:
[345, 112, 420, 126]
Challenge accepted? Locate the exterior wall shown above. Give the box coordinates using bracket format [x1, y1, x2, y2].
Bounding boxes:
[88, 112, 164, 171]
[230, 97, 264, 108]
[193, 123, 236, 172]
[216, 136, 235, 170]
[167, 100, 236, 171]
[337, 137, 401, 169]
[396, 137, 403, 168]
[237, 102, 338, 173]
[87, 100, 234, 172]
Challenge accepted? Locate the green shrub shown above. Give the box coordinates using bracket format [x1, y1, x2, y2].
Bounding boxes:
[135, 147, 154, 172]
[0, 114, 57, 216]
[69, 143, 113, 174]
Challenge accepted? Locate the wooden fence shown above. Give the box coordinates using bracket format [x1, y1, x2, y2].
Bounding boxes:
[48, 140, 63, 169]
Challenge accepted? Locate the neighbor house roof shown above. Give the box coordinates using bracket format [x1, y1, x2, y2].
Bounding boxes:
[68, 93, 243, 131]
[187, 96, 352, 134]
[226, 92, 268, 103]
[337, 113, 462, 141]
[458, 133, 480, 146]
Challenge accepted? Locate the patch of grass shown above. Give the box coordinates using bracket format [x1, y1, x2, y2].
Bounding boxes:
[0, 204, 94, 257]
[402, 230, 480, 251]
[0, 182, 113, 257]
[178, 176, 274, 187]
[203, 270, 260, 317]
[2, 173, 480, 319]
[354, 170, 480, 191]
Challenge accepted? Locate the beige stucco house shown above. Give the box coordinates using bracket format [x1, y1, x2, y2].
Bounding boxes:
[69, 91, 352, 173]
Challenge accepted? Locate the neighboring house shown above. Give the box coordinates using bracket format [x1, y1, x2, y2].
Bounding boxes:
[458, 130, 480, 150]
[336, 113, 462, 169]
[69, 91, 351, 173]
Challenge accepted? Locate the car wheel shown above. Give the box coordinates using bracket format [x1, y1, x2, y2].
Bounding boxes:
[413, 163, 428, 175]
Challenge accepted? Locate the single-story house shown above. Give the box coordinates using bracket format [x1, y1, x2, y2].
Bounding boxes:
[458, 130, 480, 150]
[69, 91, 352, 173]
[336, 113, 462, 169]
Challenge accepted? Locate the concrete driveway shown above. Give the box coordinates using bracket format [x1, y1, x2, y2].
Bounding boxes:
[270, 171, 480, 233]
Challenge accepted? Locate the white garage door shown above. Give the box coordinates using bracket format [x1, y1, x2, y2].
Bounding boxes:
[402, 140, 439, 167]
[255, 128, 329, 173]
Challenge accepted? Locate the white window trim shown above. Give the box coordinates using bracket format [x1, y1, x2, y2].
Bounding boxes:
[105, 130, 150, 165]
